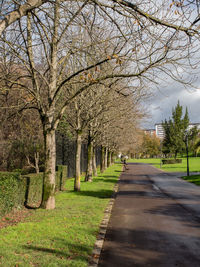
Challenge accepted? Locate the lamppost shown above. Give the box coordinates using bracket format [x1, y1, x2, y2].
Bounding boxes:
[160, 142, 162, 169]
[185, 131, 190, 176]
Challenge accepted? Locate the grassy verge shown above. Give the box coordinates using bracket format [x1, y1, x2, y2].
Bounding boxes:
[128, 157, 200, 173]
[182, 175, 200, 186]
[0, 163, 122, 267]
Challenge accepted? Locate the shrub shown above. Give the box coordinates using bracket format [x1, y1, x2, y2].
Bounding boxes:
[162, 159, 182, 164]
[56, 165, 68, 191]
[0, 172, 26, 216]
[0, 165, 68, 216]
[23, 173, 43, 207]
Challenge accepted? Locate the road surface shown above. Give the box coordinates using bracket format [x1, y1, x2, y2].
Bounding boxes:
[98, 163, 200, 267]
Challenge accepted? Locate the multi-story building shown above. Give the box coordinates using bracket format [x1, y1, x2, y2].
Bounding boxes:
[154, 122, 200, 139]
[155, 124, 165, 139]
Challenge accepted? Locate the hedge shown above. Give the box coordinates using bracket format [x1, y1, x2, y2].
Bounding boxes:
[0, 172, 26, 216]
[162, 159, 182, 164]
[56, 165, 68, 191]
[0, 165, 68, 216]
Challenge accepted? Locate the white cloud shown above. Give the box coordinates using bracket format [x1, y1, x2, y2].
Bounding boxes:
[143, 82, 200, 128]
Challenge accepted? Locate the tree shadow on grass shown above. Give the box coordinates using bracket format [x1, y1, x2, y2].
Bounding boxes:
[23, 237, 91, 263]
[93, 177, 118, 183]
[76, 189, 114, 198]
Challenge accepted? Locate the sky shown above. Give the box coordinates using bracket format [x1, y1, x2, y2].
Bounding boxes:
[142, 80, 200, 129]
[138, 0, 200, 130]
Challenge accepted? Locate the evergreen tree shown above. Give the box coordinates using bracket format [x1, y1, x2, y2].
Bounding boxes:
[162, 101, 189, 158]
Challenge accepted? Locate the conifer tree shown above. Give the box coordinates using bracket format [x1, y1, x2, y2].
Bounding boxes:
[162, 101, 189, 158]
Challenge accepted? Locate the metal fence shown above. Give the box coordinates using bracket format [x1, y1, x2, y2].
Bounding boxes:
[56, 133, 101, 178]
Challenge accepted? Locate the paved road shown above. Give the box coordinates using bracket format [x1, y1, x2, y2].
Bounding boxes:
[98, 163, 200, 267]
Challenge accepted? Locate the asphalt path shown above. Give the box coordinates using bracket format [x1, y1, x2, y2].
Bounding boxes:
[98, 163, 200, 267]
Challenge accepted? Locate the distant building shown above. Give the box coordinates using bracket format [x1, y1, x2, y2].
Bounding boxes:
[154, 122, 200, 139]
[188, 123, 200, 131]
[155, 124, 165, 139]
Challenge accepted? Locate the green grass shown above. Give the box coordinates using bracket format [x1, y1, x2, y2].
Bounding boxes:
[0, 163, 122, 267]
[128, 157, 200, 173]
[182, 175, 200, 186]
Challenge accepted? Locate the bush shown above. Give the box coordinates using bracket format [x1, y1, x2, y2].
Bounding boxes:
[56, 165, 68, 191]
[0, 165, 68, 216]
[0, 172, 26, 216]
[23, 173, 43, 207]
[162, 159, 182, 164]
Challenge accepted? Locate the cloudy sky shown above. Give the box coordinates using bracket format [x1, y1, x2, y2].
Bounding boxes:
[142, 80, 200, 129]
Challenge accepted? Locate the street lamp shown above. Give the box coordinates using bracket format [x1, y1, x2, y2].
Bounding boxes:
[185, 131, 189, 176]
[160, 142, 162, 169]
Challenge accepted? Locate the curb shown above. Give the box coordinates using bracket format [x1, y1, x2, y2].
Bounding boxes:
[88, 182, 119, 267]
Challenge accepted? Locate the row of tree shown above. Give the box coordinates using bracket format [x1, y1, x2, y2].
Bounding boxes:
[1, 1, 200, 209]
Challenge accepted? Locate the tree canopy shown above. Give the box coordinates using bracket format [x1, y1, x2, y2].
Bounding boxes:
[1, 0, 200, 209]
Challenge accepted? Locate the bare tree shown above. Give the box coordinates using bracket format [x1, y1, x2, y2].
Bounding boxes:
[1, 0, 200, 209]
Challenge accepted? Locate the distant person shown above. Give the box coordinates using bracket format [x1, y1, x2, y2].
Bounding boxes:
[123, 157, 127, 170]
[121, 155, 127, 171]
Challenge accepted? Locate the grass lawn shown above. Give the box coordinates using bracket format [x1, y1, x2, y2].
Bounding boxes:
[182, 175, 200, 186]
[128, 157, 200, 173]
[0, 163, 122, 267]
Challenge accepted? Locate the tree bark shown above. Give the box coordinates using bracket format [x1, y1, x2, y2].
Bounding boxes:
[92, 146, 97, 176]
[61, 134, 65, 165]
[41, 129, 56, 210]
[74, 130, 82, 191]
[0, 0, 47, 35]
[111, 152, 115, 164]
[107, 150, 111, 167]
[34, 151, 40, 174]
[85, 134, 93, 182]
[104, 147, 108, 170]
[100, 146, 105, 173]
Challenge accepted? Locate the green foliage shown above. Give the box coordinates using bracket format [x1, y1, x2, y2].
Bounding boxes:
[162, 101, 189, 158]
[182, 175, 200, 186]
[0, 165, 68, 215]
[23, 173, 43, 206]
[142, 134, 160, 157]
[0, 164, 122, 267]
[0, 172, 26, 216]
[57, 114, 73, 139]
[189, 127, 200, 156]
[162, 159, 182, 164]
[56, 165, 68, 191]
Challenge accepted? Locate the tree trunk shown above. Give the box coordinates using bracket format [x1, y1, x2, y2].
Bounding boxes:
[41, 129, 56, 210]
[107, 150, 111, 167]
[74, 131, 82, 191]
[61, 134, 65, 165]
[111, 152, 115, 164]
[34, 151, 40, 174]
[100, 146, 105, 173]
[92, 146, 97, 176]
[104, 147, 108, 170]
[85, 134, 93, 182]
